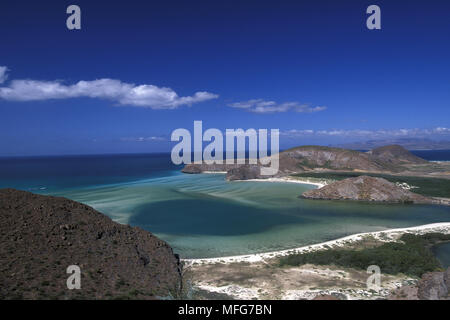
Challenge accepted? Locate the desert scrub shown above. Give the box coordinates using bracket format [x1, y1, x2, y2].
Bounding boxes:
[278, 233, 450, 277]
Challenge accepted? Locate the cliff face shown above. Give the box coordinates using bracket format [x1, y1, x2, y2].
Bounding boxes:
[181, 145, 428, 181]
[301, 176, 435, 204]
[0, 189, 182, 300]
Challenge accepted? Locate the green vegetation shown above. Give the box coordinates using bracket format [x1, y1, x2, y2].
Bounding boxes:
[279, 233, 450, 277]
[292, 171, 450, 198]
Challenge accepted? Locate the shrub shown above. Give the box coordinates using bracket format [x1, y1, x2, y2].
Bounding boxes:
[278, 233, 450, 277]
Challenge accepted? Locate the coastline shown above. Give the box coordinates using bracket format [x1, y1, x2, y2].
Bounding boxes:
[183, 222, 450, 266]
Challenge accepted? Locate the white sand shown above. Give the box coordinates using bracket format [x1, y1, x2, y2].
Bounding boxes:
[202, 171, 228, 174]
[243, 176, 327, 188]
[183, 222, 450, 266]
[199, 171, 328, 188]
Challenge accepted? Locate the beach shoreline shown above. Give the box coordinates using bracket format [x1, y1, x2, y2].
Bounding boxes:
[201, 172, 327, 188]
[242, 176, 327, 188]
[183, 222, 450, 266]
[227, 172, 327, 188]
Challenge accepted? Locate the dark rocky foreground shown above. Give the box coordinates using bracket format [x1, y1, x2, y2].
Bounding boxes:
[0, 188, 182, 300]
[301, 176, 435, 204]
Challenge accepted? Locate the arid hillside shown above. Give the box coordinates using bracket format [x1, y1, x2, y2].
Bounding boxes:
[0, 188, 182, 300]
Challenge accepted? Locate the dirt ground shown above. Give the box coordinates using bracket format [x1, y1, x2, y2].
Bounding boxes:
[187, 259, 415, 300]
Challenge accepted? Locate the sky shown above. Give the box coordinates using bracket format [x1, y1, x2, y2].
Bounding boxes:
[0, 0, 449, 156]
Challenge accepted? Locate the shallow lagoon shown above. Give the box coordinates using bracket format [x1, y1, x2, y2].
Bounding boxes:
[53, 172, 450, 258]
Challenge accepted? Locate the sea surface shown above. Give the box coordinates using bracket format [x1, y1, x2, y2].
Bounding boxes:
[433, 242, 450, 269]
[1, 151, 450, 259]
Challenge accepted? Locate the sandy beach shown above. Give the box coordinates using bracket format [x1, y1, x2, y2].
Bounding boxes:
[200, 172, 328, 188]
[242, 176, 327, 188]
[183, 222, 450, 266]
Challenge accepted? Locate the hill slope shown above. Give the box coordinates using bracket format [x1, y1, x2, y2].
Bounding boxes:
[0, 189, 182, 300]
[368, 145, 428, 165]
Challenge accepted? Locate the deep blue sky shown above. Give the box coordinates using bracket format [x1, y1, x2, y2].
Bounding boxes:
[0, 0, 449, 155]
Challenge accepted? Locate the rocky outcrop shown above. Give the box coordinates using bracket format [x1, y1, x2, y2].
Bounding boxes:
[182, 163, 241, 174]
[226, 165, 264, 181]
[0, 188, 182, 300]
[417, 269, 449, 300]
[390, 267, 450, 300]
[301, 176, 435, 204]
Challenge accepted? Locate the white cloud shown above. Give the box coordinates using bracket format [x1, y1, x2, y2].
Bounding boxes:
[281, 127, 450, 138]
[0, 66, 8, 84]
[0, 67, 218, 109]
[120, 136, 167, 142]
[228, 99, 326, 114]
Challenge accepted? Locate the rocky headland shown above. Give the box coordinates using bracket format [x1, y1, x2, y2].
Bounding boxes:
[182, 145, 445, 181]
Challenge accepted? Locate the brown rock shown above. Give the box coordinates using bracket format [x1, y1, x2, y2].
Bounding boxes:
[301, 176, 435, 204]
[417, 270, 448, 300]
[0, 188, 182, 300]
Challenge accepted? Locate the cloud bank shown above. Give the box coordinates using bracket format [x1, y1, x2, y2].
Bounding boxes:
[0, 66, 218, 109]
[228, 99, 326, 114]
[281, 127, 450, 139]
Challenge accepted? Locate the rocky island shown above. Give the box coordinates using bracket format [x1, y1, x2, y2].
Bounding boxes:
[301, 176, 436, 204]
[0, 188, 182, 300]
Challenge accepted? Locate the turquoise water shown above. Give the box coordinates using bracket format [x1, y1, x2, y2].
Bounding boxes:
[50, 172, 450, 259]
[1, 154, 450, 259]
[433, 243, 450, 268]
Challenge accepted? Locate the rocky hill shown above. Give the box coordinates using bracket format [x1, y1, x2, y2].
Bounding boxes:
[301, 176, 435, 204]
[0, 188, 182, 300]
[181, 145, 429, 181]
[279, 145, 388, 172]
[368, 145, 428, 166]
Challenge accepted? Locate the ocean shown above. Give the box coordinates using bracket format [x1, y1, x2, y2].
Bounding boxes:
[1, 150, 449, 259]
